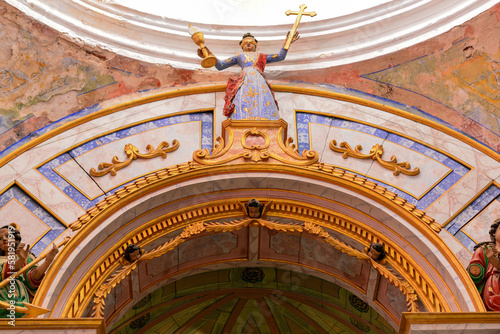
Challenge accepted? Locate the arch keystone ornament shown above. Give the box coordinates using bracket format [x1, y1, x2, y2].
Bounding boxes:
[193, 119, 319, 166]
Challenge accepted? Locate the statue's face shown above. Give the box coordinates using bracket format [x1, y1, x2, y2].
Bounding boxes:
[367, 247, 381, 261]
[128, 249, 142, 261]
[248, 206, 261, 218]
[495, 225, 500, 244]
[241, 38, 257, 52]
[0, 228, 12, 253]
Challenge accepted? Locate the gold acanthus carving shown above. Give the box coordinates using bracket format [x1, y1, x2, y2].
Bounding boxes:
[89, 140, 180, 177]
[302, 222, 419, 312]
[91, 221, 207, 318]
[65, 198, 444, 318]
[329, 140, 420, 176]
[268, 201, 440, 311]
[192, 137, 229, 164]
[91, 220, 418, 318]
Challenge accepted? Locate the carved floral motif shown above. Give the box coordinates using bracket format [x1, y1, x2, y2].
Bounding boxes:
[193, 120, 318, 165]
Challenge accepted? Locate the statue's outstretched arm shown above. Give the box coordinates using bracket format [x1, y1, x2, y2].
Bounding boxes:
[215, 55, 238, 71]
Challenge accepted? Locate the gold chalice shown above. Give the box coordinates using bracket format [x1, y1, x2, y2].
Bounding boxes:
[188, 24, 217, 68]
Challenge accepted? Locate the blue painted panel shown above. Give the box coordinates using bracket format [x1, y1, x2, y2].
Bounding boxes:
[0, 185, 66, 256]
[37, 111, 214, 210]
[296, 112, 470, 210]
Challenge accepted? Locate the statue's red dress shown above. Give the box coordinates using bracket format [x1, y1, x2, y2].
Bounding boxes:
[468, 245, 500, 311]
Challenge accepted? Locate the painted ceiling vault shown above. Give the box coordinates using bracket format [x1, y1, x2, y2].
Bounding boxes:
[109, 268, 397, 334]
[0, 1, 499, 333]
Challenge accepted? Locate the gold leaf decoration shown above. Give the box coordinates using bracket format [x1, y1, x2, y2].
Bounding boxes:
[91, 222, 207, 318]
[89, 140, 180, 177]
[72, 160, 438, 233]
[276, 126, 319, 164]
[91, 262, 138, 318]
[329, 140, 420, 176]
[92, 219, 419, 316]
[302, 222, 419, 312]
[193, 120, 319, 166]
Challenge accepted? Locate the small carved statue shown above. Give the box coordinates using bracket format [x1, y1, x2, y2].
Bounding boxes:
[365, 242, 386, 263]
[199, 32, 299, 120]
[468, 218, 500, 311]
[123, 244, 144, 263]
[246, 199, 264, 219]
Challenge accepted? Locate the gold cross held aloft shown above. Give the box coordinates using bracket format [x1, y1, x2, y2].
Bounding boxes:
[284, 4, 317, 50]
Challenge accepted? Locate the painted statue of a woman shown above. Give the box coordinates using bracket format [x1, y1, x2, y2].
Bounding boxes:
[200, 32, 299, 120]
[467, 218, 500, 310]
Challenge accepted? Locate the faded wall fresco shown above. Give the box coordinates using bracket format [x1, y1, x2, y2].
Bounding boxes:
[0, 2, 226, 152]
[0, 2, 499, 154]
[284, 4, 500, 152]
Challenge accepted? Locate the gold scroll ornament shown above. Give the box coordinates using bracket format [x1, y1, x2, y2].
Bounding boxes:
[193, 120, 319, 166]
[89, 140, 180, 177]
[330, 140, 420, 176]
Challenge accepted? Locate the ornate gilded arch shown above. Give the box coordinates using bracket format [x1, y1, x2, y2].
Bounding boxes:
[33, 119, 483, 323]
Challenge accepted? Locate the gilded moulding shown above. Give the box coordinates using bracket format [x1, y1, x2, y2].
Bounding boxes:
[59, 197, 451, 319]
[69, 162, 440, 234]
[309, 163, 441, 233]
[0, 318, 105, 333]
[193, 119, 319, 166]
[55, 161, 452, 317]
[91, 219, 418, 318]
[89, 140, 180, 177]
[330, 140, 420, 176]
[400, 312, 500, 334]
